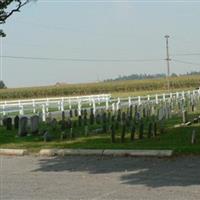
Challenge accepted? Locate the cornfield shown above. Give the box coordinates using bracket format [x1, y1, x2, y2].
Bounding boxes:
[0, 75, 200, 100]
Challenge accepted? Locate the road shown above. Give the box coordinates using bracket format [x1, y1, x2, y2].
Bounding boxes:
[1, 155, 200, 200]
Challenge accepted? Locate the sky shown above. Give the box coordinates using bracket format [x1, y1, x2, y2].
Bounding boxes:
[1, 0, 200, 88]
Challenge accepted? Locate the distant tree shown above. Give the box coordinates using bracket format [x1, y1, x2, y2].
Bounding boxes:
[171, 73, 178, 77]
[0, 0, 34, 37]
[0, 80, 6, 89]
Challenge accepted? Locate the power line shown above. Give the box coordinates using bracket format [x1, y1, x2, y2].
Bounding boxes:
[0, 55, 164, 63]
[172, 53, 200, 56]
[172, 59, 200, 67]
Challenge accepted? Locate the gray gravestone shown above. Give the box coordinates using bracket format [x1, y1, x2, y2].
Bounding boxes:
[182, 110, 188, 124]
[18, 116, 28, 136]
[30, 115, 39, 134]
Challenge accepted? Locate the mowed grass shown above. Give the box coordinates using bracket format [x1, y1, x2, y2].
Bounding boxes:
[0, 75, 199, 100]
[1, 114, 200, 154]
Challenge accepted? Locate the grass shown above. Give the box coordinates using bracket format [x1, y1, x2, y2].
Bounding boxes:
[1, 113, 200, 154]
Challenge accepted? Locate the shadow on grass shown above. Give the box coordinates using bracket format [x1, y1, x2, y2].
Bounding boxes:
[33, 155, 200, 188]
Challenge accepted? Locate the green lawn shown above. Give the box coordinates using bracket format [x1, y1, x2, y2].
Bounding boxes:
[1, 113, 200, 154]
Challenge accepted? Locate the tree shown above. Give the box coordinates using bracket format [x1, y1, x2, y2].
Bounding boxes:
[0, 0, 33, 37]
[0, 80, 6, 89]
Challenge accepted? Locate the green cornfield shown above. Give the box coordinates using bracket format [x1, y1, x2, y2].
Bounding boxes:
[0, 75, 200, 100]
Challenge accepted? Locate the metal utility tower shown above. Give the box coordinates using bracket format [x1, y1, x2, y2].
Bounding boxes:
[165, 35, 170, 91]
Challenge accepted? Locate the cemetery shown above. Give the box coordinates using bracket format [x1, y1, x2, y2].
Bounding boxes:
[1, 89, 200, 154]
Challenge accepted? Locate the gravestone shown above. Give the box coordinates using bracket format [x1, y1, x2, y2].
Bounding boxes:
[62, 111, 65, 121]
[14, 115, 19, 129]
[130, 124, 136, 141]
[139, 121, 144, 139]
[191, 129, 196, 144]
[111, 123, 116, 143]
[102, 112, 107, 133]
[3, 117, 7, 127]
[74, 109, 78, 117]
[90, 108, 94, 125]
[122, 112, 126, 122]
[78, 115, 82, 127]
[129, 105, 133, 120]
[117, 109, 121, 122]
[66, 118, 72, 129]
[158, 108, 164, 121]
[18, 116, 28, 136]
[6, 117, 12, 130]
[30, 115, 39, 134]
[193, 118, 198, 124]
[153, 122, 157, 137]
[121, 122, 126, 143]
[69, 110, 73, 118]
[182, 110, 188, 124]
[148, 122, 152, 138]
[95, 114, 101, 124]
[43, 131, 52, 142]
[60, 131, 67, 140]
[51, 118, 57, 131]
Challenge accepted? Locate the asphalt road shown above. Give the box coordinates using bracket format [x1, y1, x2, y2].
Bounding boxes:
[1, 155, 200, 200]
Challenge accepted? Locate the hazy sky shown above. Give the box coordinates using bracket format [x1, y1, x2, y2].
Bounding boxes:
[1, 0, 200, 87]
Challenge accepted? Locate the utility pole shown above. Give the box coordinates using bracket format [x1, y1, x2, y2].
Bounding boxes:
[165, 35, 170, 91]
[0, 35, 3, 81]
[0, 33, 5, 82]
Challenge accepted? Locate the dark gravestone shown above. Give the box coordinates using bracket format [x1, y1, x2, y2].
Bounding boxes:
[96, 114, 101, 124]
[130, 124, 136, 141]
[3, 117, 7, 127]
[62, 111, 65, 121]
[134, 105, 138, 118]
[14, 116, 19, 129]
[90, 109, 94, 125]
[60, 119, 66, 131]
[74, 109, 78, 117]
[69, 110, 73, 118]
[84, 114, 88, 126]
[111, 123, 116, 143]
[102, 112, 107, 133]
[122, 112, 126, 122]
[143, 107, 146, 118]
[6, 117, 12, 130]
[18, 116, 28, 136]
[51, 118, 57, 131]
[78, 115, 82, 127]
[153, 122, 157, 137]
[66, 118, 72, 129]
[117, 109, 121, 122]
[148, 122, 152, 138]
[30, 115, 39, 134]
[139, 121, 144, 139]
[121, 122, 126, 143]
[107, 111, 111, 124]
[129, 105, 133, 120]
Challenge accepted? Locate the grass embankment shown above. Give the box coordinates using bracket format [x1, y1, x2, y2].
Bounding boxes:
[1, 113, 200, 154]
[0, 75, 200, 100]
